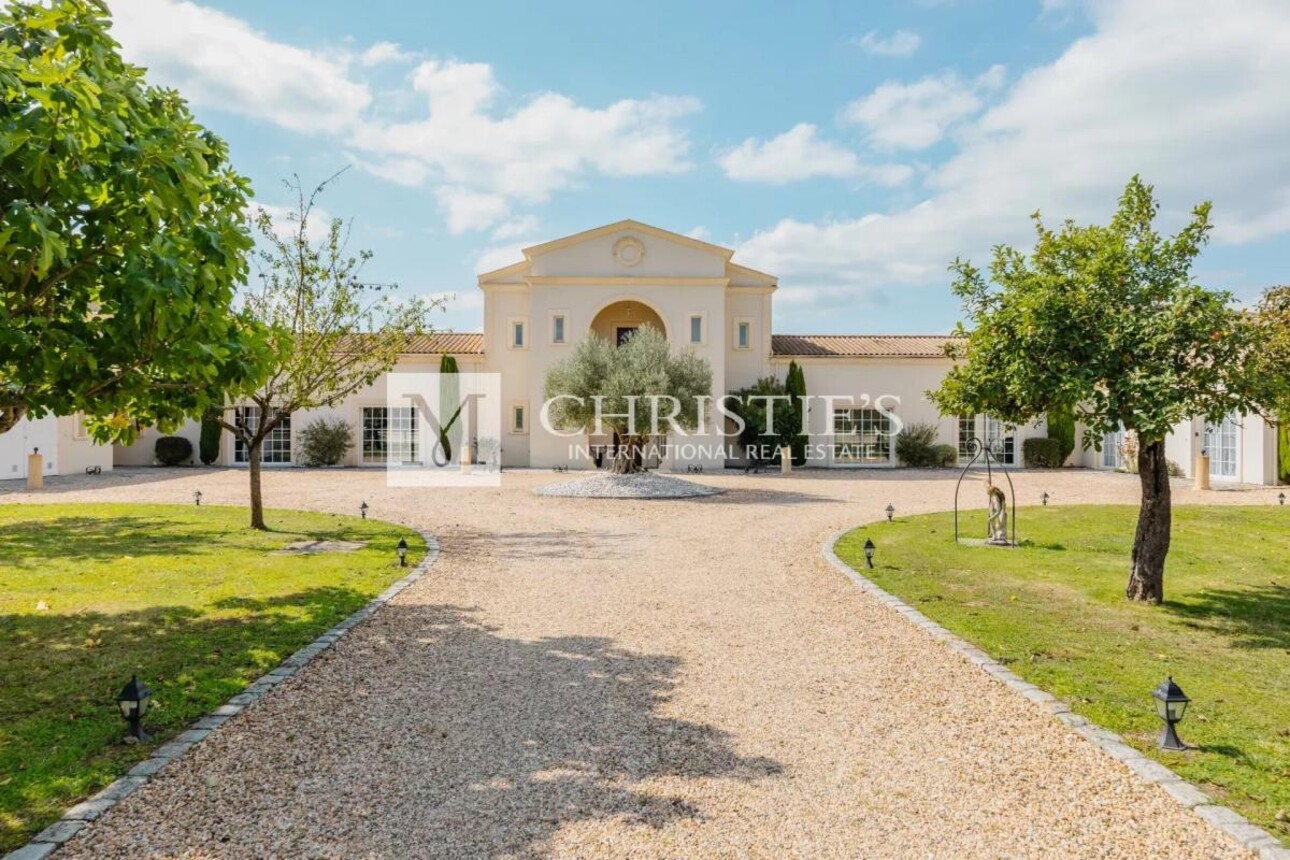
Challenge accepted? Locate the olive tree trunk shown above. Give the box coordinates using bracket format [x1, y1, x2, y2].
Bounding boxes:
[610, 433, 647, 474]
[0, 407, 24, 435]
[1126, 438, 1171, 603]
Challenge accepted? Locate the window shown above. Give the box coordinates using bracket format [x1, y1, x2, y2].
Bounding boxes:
[362, 407, 418, 465]
[1102, 427, 1124, 469]
[957, 416, 976, 462]
[832, 408, 892, 464]
[511, 403, 527, 434]
[509, 318, 526, 349]
[551, 313, 566, 345]
[234, 406, 291, 464]
[689, 314, 704, 345]
[73, 413, 90, 441]
[1205, 412, 1239, 478]
[735, 318, 752, 350]
[958, 414, 1015, 465]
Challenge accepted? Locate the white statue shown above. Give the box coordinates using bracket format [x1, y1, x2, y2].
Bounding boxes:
[986, 481, 1009, 545]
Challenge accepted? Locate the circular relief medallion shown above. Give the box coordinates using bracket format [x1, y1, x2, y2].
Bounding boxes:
[612, 236, 646, 267]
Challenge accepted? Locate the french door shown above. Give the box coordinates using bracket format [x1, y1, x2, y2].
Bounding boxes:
[1205, 413, 1239, 479]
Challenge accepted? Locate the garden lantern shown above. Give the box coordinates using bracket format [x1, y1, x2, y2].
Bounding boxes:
[1279, 492, 1285, 507]
[193, 490, 202, 506]
[863, 538, 875, 569]
[116, 675, 151, 742]
[885, 504, 895, 523]
[1151, 676, 1190, 751]
[1042, 491, 1050, 507]
[360, 501, 369, 519]
[396, 537, 408, 566]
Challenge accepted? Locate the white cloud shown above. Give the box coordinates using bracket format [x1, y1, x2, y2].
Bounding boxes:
[854, 29, 922, 57]
[111, 0, 370, 134]
[491, 215, 541, 242]
[475, 242, 528, 275]
[435, 188, 510, 235]
[360, 41, 416, 67]
[717, 123, 912, 185]
[348, 59, 701, 232]
[687, 226, 713, 242]
[841, 65, 1005, 150]
[740, 0, 1290, 317]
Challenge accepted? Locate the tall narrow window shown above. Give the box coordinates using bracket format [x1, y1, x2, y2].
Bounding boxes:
[1205, 412, 1239, 478]
[690, 315, 703, 345]
[552, 314, 566, 344]
[511, 320, 525, 348]
[736, 320, 751, 350]
[511, 403, 527, 434]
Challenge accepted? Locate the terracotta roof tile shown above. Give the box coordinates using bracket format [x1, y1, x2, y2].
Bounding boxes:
[771, 334, 958, 358]
[401, 332, 484, 354]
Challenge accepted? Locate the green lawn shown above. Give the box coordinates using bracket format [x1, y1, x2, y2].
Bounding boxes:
[836, 505, 1289, 837]
[0, 503, 425, 851]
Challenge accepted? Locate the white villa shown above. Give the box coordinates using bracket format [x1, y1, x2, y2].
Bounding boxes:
[2, 220, 1283, 485]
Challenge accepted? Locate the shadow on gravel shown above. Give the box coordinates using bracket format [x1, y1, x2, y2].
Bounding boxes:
[109, 603, 786, 858]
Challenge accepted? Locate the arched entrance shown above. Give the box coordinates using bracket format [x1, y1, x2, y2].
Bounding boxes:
[590, 300, 666, 345]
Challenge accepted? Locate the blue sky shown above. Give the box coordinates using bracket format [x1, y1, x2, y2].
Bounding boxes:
[110, 0, 1290, 334]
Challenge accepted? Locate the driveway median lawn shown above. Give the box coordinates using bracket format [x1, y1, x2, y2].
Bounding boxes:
[837, 505, 1289, 838]
[0, 503, 425, 852]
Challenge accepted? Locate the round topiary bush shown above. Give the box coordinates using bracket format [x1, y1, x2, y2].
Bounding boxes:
[155, 435, 194, 466]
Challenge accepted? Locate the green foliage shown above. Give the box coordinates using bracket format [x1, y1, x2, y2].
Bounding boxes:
[0, 503, 423, 850]
[1046, 410, 1076, 465]
[297, 417, 354, 466]
[1249, 286, 1290, 424]
[725, 376, 798, 460]
[784, 360, 808, 465]
[1022, 436, 1061, 468]
[932, 176, 1259, 446]
[0, 0, 273, 440]
[198, 411, 221, 465]
[895, 421, 941, 467]
[931, 443, 958, 467]
[1279, 423, 1290, 484]
[835, 506, 1290, 835]
[153, 435, 192, 466]
[439, 354, 460, 463]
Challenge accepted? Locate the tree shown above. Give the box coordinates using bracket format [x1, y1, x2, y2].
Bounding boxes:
[725, 376, 799, 463]
[221, 174, 442, 529]
[198, 410, 222, 465]
[784, 360, 809, 465]
[1046, 409, 1076, 466]
[438, 354, 460, 464]
[1250, 286, 1290, 484]
[1, 0, 271, 441]
[931, 176, 1260, 603]
[543, 326, 712, 473]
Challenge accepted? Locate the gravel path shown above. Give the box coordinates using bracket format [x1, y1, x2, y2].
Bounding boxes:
[534, 471, 723, 498]
[7, 466, 1277, 859]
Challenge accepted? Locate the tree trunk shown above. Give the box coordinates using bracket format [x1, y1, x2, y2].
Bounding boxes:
[0, 406, 25, 435]
[1126, 438, 1171, 603]
[248, 437, 267, 531]
[611, 433, 646, 474]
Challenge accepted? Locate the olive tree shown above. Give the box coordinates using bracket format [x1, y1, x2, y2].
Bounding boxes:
[932, 176, 1261, 603]
[543, 326, 712, 473]
[1, 0, 271, 440]
[223, 174, 443, 529]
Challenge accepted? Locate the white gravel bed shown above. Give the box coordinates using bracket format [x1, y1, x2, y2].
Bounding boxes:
[5, 467, 1277, 859]
[534, 470, 723, 498]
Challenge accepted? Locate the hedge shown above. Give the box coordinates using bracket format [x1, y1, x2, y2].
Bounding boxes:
[155, 436, 193, 466]
[1022, 437, 1062, 468]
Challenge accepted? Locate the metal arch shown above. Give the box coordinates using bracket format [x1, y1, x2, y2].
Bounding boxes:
[953, 436, 1018, 545]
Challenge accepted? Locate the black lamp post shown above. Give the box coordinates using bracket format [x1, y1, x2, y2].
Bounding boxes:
[360, 501, 369, 519]
[1279, 492, 1286, 507]
[863, 538, 875, 569]
[116, 675, 152, 743]
[885, 504, 895, 523]
[1042, 491, 1050, 507]
[396, 537, 408, 567]
[193, 490, 202, 506]
[1152, 676, 1190, 751]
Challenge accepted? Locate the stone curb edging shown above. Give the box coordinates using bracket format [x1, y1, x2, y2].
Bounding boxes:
[820, 527, 1289, 860]
[4, 530, 441, 860]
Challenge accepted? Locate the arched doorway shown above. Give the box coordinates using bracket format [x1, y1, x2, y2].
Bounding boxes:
[590, 300, 666, 345]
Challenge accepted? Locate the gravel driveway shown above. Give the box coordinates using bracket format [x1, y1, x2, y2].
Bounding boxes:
[7, 466, 1276, 859]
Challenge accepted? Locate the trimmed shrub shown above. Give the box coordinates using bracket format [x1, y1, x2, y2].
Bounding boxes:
[1022, 437, 1061, 468]
[895, 422, 940, 467]
[199, 411, 222, 465]
[1046, 409, 1076, 465]
[1167, 459, 1186, 478]
[297, 418, 354, 467]
[932, 443, 958, 467]
[155, 436, 193, 466]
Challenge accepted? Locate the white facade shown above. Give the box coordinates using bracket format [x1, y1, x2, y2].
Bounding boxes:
[8, 218, 1273, 484]
[0, 413, 113, 482]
